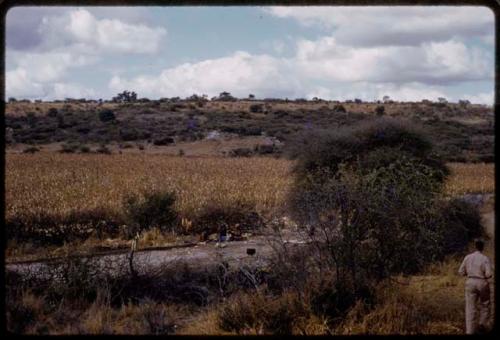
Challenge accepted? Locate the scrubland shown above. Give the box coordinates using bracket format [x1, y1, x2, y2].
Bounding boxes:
[4, 111, 495, 334]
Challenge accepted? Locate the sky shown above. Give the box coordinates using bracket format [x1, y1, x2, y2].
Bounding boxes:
[5, 6, 495, 104]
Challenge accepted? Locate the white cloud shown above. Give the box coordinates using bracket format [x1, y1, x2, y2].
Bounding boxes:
[6, 68, 48, 99]
[52, 82, 96, 99]
[6, 8, 167, 100]
[6, 66, 97, 100]
[108, 32, 493, 103]
[266, 6, 494, 47]
[293, 37, 493, 85]
[109, 51, 301, 99]
[39, 8, 166, 54]
[462, 91, 494, 105]
[14, 50, 95, 83]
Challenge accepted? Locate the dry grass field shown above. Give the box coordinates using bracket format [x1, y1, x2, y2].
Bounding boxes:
[445, 163, 495, 197]
[6, 154, 493, 227]
[5, 153, 293, 225]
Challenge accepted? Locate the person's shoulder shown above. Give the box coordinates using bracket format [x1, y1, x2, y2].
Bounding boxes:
[481, 253, 491, 261]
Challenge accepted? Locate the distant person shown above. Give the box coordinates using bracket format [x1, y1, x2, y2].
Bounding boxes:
[458, 239, 492, 334]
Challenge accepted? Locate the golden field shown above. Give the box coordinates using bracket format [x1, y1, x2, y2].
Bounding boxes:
[5, 154, 494, 226]
[444, 163, 495, 197]
[5, 154, 293, 225]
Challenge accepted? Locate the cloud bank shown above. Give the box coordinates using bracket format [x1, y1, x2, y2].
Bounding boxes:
[5, 6, 494, 104]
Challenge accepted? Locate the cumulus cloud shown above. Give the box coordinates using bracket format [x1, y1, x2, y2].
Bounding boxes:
[6, 6, 494, 104]
[110, 33, 492, 102]
[294, 37, 493, 85]
[6, 65, 98, 101]
[38, 8, 166, 54]
[110, 51, 302, 99]
[6, 7, 163, 53]
[6, 7, 166, 100]
[266, 6, 494, 47]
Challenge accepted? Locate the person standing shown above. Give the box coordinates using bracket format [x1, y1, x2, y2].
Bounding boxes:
[458, 239, 493, 334]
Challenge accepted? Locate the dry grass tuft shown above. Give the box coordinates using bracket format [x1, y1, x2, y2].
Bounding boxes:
[444, 163, 494, 196]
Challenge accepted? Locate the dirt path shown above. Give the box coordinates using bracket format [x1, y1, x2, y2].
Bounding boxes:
[6, 229, 306, 277]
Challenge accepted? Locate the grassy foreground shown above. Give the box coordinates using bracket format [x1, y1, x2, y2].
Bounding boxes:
[5, 154, 494, 334]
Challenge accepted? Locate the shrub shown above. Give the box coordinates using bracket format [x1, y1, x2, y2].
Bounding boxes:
[59, 142, 79, 153]
[120, 128, 139, 141]
[375, 105, 385, 116]
[192, 202, 264, 236]
[79, 145, 91, 153]
[292, 117, 448, 182]
[217, 291, 309, 334]
[439, 198, 483, 254]
[288, 117, 454, 284]
[249, 104, 264, 113]
[153, 137, 175, 146]
[47, 107, 59, 117]
[22, 146, 40, 154]
[333, 104, 346, 113]
[229, 148, 253, 157]
[254, 144, 277, 155]
[96, 145, 112, 154]
[99, 109, 116, 122]
[123, 191, 178, 234]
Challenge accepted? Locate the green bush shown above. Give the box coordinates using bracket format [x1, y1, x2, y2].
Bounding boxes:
[288, 117, 456, 284]
[292, 117, 448, 183]
[99, 109, 116, 122]
[123, 191, 178, 234]
[439, 198, 484, 254]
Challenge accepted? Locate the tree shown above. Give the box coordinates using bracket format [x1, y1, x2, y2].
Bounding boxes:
[437, 97, 448, 104]
[248, 94, 255, 100]
[218, 91, 236, 101]
[287, 118, 454, 287]
[459, 99, 471, 107]
[382, 95, 390, 103]
[112, 91, 138, 103]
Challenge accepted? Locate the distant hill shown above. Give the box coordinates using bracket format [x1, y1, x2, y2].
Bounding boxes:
[4, 99, 494, 162]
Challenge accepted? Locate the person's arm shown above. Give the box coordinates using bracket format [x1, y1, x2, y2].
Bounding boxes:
[458, 257, 467, 276]
[483, 257, 492, 279]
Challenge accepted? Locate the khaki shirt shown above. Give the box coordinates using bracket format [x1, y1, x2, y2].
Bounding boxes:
[458, 251, 492, 279]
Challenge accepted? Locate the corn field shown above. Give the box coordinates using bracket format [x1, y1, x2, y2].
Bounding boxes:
[5, 154, 294, 224]
[5, 154, 494, 230]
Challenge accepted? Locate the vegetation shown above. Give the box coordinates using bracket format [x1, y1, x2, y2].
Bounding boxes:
[5, 99, 493, 162]
[123, 191, 178, 234]
[4, 106, 494, 334]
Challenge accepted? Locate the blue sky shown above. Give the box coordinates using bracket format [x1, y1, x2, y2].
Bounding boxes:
[5, 6, 495, 104]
